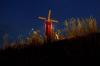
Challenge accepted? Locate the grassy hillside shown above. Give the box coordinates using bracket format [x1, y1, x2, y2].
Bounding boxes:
[0, 33, 100, 65]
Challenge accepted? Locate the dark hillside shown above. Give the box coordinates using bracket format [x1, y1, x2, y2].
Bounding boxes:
[0, 33, 100, 65]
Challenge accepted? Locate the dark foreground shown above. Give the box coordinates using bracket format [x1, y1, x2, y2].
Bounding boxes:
[0, 33, 100, 65]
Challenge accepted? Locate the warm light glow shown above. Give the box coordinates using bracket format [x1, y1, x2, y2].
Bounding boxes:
[38, 9, 58, 42]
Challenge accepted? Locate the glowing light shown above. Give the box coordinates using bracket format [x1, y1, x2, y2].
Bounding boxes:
[38, 9, 58, 42]
[55, 33, 59, 40]
[32, 28, 34, 31]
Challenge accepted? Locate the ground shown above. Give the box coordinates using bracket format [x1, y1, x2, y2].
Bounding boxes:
[0, 33, 100, 65]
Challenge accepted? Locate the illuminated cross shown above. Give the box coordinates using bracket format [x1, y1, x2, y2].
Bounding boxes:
[38, 9, 58, 42]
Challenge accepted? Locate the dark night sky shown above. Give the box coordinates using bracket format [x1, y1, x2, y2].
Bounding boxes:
[0, 0, 100, 45]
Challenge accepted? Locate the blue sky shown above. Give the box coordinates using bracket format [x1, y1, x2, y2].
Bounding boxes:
[0, 0, 100, 45]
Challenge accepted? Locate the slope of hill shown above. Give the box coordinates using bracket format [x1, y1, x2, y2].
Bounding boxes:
[0, 33, 100, 65]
